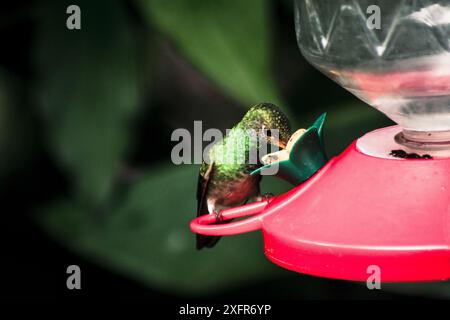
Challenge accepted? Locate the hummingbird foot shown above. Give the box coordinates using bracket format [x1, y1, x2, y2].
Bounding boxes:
[252, 192, 274, 203]
[262, 192, 274, 200]
[213, 209, 224, 223]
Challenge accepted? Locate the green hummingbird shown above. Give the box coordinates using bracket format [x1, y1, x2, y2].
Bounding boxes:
[196, 102, 291, 249]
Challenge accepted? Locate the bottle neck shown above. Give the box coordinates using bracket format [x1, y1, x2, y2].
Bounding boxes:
[395, 129, 450, 151]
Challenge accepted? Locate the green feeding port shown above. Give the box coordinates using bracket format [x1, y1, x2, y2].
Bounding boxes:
[252, 113, 328, 186]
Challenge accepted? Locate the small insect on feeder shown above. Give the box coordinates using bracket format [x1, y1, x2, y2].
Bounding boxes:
[190, 0, 450, 281]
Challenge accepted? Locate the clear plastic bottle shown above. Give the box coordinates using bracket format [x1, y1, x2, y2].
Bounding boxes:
[295, 0, 450, 149]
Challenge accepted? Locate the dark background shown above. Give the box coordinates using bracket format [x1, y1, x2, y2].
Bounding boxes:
[0, 0, 448, 300]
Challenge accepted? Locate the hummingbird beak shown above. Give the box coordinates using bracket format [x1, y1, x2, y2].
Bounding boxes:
[273, 139, 286, 150]
[265, 132, 286, 150]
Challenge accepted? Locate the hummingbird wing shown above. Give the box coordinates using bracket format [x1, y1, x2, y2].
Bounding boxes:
[196, 162, 221, 249]
[196, 162, 214, 217]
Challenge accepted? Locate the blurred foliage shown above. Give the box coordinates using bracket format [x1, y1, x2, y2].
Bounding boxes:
[40, 165, 292, 294]
[35, 0, 140, 206]
[383, 282, 450, 299]
[0, 70, 32, 176]
[138, 0, 282, 105]
[0, 0, 444, 299]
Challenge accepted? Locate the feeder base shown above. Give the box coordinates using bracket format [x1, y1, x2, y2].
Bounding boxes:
[260, 126, 450, 282]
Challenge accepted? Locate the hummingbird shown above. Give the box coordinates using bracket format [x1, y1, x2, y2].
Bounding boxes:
[196, 102, 291, 249]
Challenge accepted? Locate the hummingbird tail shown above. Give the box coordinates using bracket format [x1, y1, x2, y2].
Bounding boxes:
[196, 234, 222, 250]
[196, 209, 229, 249]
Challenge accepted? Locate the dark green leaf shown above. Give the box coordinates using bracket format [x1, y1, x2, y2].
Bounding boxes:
[34, 0, 140, 205]
[38, 165, 285, 294]
[139, 0, 281, 105]
[0, 69, 35, 176]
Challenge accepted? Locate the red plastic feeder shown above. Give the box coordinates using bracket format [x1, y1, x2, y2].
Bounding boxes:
[191, 126, 450, 282]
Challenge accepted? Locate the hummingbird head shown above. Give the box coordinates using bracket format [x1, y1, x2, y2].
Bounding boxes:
[241, 102, 291, 149]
